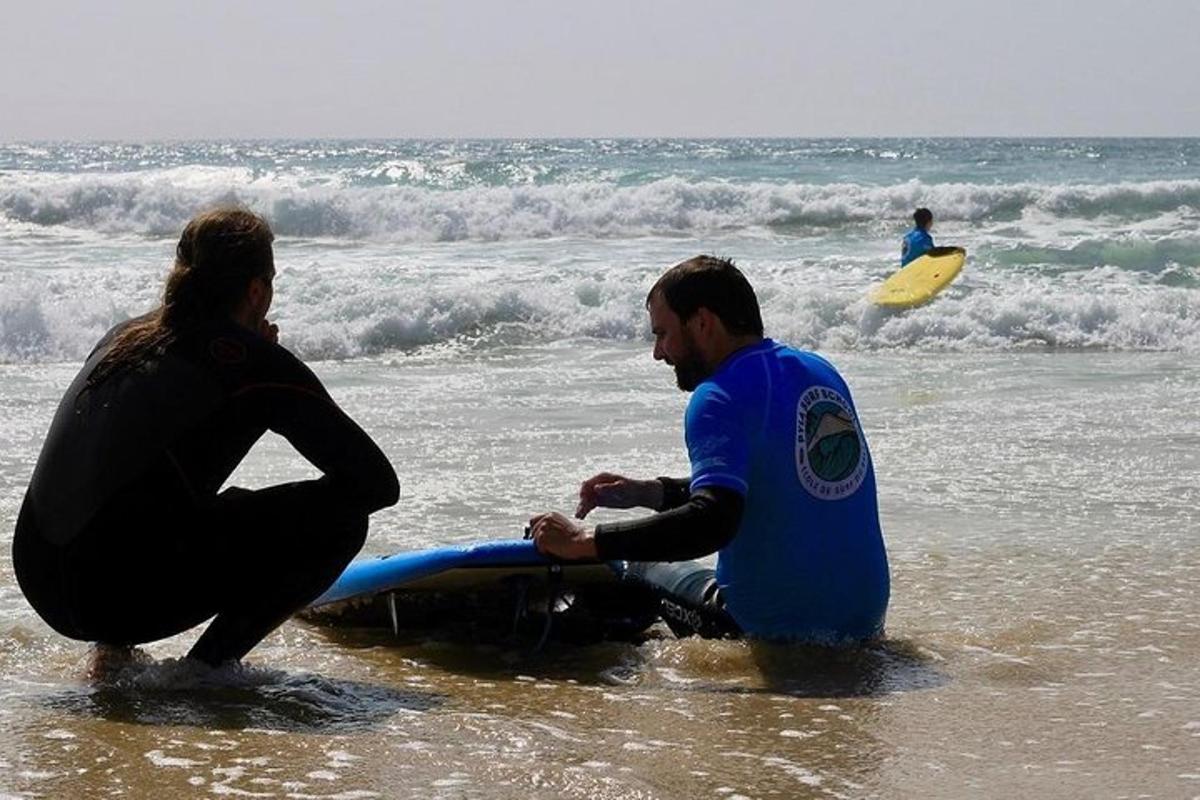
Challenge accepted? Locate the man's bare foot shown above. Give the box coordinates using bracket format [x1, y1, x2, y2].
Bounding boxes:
[85, 643, 146, 682]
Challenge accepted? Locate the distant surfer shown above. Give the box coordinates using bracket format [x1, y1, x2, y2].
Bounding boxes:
[901, 207, 935, 266]
[12, 207, 399, 668]
[529, 257, 889, 642]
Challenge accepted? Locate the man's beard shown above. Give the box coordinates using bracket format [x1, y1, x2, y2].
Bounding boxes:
[671, 331, 710, 391]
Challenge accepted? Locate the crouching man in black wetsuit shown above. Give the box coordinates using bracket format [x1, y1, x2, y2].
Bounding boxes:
[529, 257, 889, 642]
[12, 207, 399, 667]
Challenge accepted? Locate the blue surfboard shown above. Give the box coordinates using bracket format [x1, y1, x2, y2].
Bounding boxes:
[300, 540, 659, 644]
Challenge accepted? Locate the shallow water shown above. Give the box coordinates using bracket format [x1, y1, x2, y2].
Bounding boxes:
[1, 347, 1197, 799]
[3, 138, 1199, 797]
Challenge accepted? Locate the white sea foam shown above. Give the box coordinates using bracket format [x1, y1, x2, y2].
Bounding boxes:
[4, 170, 1200, 241]
[3, 145, 1198, 363]
[1, 252, 1196, 364]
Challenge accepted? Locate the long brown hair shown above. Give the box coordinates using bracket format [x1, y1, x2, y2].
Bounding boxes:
[89, 207, 275, 385]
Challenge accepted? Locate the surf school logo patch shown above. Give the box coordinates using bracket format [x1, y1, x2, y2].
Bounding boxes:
[795, 385, 868, 500]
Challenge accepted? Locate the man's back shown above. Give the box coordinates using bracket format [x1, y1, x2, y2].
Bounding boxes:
[901, 226, 934, 266]
[686, 340, 889, 641]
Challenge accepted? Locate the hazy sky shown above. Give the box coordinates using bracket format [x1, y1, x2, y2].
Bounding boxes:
[2, 0, 1198, 140]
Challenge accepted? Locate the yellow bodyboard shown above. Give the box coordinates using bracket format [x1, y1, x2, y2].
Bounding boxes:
[870, 247, 966, 309]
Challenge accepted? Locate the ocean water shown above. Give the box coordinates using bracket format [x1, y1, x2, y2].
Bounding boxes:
[1, 139, 1198, 798]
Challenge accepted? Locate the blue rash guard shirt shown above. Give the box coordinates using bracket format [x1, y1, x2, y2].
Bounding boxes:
[684, 339, 890, 641]
[901, 227, 934, 266]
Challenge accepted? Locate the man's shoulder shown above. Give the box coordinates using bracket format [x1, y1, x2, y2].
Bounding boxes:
[709, 339, 830, 381]
[696, 340, 814, 407]
[703, 340, 775, 391]
[741, 340, 831, 372]
[85, 313, 156, 362]
[175, 321, 317, 391]
[739, 343, 851, 398]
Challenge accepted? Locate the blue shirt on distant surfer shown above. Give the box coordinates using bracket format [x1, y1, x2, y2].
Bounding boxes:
[528, 256, 890, 643]
[901, 207, 935, 266]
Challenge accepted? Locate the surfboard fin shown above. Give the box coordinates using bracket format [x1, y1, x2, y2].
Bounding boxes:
[388, 591, 400, 637]
[533, 566, 564, 652]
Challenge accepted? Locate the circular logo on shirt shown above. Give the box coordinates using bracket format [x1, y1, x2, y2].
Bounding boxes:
[795, 385, 868, 501]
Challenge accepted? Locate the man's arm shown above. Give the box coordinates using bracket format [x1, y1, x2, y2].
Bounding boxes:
[537, 380, 751, 562]
[529, 485, 744, 563]
[595, 486, 743, 561]
[575, 472, 692, 518]
[237, 335, 399, 514]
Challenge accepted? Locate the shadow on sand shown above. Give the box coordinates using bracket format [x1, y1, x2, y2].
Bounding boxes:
[730, 637, 948, 698]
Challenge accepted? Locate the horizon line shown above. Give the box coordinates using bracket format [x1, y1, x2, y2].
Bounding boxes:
[4, 133, 1200, 146]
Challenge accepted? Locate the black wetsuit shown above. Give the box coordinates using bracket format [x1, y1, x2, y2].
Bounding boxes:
[12, 317, 399, 665]
[594, 479, 745, 639]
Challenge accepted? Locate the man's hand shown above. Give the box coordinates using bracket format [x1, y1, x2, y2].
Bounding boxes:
[528, 512, 598, 560]
[575, 473, 662, 519]
[258, 318, 279, 344]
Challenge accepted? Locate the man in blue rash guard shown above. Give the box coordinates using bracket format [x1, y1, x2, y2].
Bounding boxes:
[901, 207, 935, 266]
[528, 257, 889, 642]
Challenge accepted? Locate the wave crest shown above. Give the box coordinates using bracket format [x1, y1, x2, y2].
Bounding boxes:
[5, 172, 1200, 242]
[2, 271, 1197, 364]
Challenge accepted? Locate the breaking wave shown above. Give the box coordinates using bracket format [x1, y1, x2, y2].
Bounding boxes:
[4, 169, 1200, 242]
